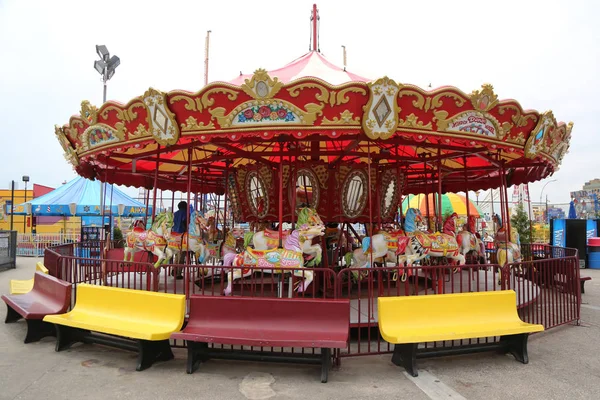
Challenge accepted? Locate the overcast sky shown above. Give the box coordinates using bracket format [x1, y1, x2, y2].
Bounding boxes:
[0, 0, 597, 207]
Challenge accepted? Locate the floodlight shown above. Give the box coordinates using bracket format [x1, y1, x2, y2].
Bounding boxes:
[107, 55, 120, 69]
[107, 68, 115, 80]
[94, 59, 106, 75]
[96, 45, 109, 61]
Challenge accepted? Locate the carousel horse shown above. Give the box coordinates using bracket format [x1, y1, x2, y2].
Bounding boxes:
[197, 227, 247, 279]
[223, 227, 324, 296]
[124, 211, 173, 268]
[343, 229, 410, 269]
[492, 214, 521, 284]
[165, 210, 211, 266]
[204, 210, 223, 243]
[445, 213, 485, 263]
[244, 207, 326, 266]
[400, 208, 466, 267]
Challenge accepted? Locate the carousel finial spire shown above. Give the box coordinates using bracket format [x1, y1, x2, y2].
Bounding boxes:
[311, 4, 319, 52]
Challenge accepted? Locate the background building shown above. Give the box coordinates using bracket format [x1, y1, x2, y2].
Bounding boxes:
[0, 183, 80, 234]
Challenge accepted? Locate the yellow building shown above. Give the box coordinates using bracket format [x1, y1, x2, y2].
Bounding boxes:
[0, 185, 80, 234]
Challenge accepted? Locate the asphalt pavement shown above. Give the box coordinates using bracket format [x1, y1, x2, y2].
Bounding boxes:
[1, 257, 600, 400]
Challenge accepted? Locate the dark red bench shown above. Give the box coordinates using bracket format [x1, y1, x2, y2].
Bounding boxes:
[581, 276, 592, 294]
[171, 296, 350, 383]
[2, 272, 71, 343]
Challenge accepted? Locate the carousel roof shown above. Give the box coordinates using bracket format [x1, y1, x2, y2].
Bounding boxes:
[54, 4, 573, 218]
[230, 51, 370, 85]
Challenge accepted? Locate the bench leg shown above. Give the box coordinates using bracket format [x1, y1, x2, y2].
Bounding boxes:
[581, 280, 586, 294]
[24, 319, 55, 344]
[137, 339, 174, 371]
[186, 342, 209, 374]
[392, 343, 419, 377]
[500, 333, 530, 364]
[4, 304, 22, 323]
[54, 325, 89, 352]
[321, 348, 331, 383]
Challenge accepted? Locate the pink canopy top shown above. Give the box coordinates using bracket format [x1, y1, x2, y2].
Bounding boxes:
[229, 50, 370, 85]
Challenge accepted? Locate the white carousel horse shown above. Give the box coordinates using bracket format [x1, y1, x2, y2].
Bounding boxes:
[223, 227, 324, 296]
[244, 207, 326, 266]
[492, 213, 522, 284]
[400, 208, 466, 267]
[124, 211, 173, 268]
[343, 229, 410, 269]
[165, 210, 211, 266]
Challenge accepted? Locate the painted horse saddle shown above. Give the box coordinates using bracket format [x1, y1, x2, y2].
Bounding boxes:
[263, 229, 291, 240]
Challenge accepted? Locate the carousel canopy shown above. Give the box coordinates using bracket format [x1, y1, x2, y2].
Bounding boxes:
[230, 51, 370, 86]
[54, 5, 573, 223]
[14, 177, 149, 217]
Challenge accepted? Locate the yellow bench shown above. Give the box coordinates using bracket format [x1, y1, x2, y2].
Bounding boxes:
[9, 262, 49, 295]
[378, 290, 544, 377]
[44, 284, 185, 371]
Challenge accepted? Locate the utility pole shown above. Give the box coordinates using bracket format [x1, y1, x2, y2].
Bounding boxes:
[204, 30, 211, 86]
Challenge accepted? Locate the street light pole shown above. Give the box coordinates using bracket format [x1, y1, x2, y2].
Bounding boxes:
[22, 176, 29, 233]
[9, 180, 15, 231]
[539, 179, 557, 223]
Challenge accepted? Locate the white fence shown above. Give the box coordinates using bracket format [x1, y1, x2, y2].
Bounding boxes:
[17, 233, 81, 257]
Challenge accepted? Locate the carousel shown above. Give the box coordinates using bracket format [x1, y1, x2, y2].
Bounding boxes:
[54, 5, 573, 314]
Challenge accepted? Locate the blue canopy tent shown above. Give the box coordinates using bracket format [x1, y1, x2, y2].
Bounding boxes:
[14, 177, 150, 217]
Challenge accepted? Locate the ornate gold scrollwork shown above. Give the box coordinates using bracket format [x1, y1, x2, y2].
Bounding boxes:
[170, 94, 203, 112]
[181, 116, 215, 132]
[100, 102, 144, 123]
[80, 101, 99, 125]
[398, 113, 432, 129]
[398, 88, 426, 110]
[55, 125, 79, 166]
[241, 69, 283, 100]
[431, 91, 467, 110]
[287, 82, 330, 104]
[322, 110, 361, 125]
[470, 84, 498, 112]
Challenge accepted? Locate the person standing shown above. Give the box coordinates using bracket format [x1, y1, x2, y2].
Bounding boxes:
[172, 201, 192, 279]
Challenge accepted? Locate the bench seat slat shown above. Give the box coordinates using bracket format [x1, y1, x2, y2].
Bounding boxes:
[172, 327, 347, 348]
[43, 284, 185, 342]
[44, 313, 178, 341]
[381, 320, 543, 344]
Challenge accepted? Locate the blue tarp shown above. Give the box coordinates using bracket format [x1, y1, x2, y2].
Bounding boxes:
[14, 177, 149, 217]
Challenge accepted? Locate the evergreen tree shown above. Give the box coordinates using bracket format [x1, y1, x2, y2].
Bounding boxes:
[511, 202, 531, 244]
